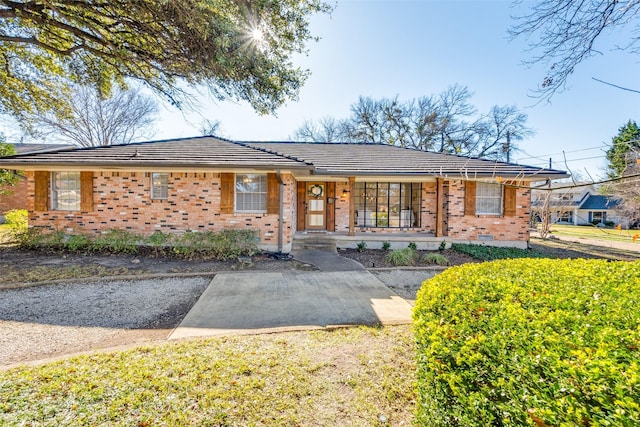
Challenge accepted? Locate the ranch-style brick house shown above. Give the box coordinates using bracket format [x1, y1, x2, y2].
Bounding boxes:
[0, 136, 568, 252]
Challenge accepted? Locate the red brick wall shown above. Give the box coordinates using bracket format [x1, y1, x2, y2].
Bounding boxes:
[333, 179, 530, 242]
[445, 180, 531, 241]
[0, 176, 28, 213]
[24, 172, 531, 247]
[26, 171, 295, 250]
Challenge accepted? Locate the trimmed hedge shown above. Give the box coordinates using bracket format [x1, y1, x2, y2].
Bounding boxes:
[413, 259, 640, 426]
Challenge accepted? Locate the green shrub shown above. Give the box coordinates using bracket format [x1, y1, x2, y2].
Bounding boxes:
[4, 209, 27, 230]
[438, 240, 447, 251]
[384, 247, 415, 266]
[382, 241, 391, 251]
[413, 259, 640, 426]
[421, 253, 448, 266]
[16, 227, 65, 249]
[91, 229, 142, 254]
[64, 234, 92, 252]
[171, 229, 258, 260]
[15, 227, 258, 261]
[451, 243, 544, 261]
[408, 241, 417, 251]
[357, 240, 367, 252]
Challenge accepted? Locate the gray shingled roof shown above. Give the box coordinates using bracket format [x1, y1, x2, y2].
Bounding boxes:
[0, 137, 309, 170]
[243, 141, 567, 179]
[0, 136, 568, 179]
[11, 143, 74, 155]
[580, 194, 620, 210]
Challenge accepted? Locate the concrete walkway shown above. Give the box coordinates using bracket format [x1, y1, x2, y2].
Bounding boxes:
[170, 270, 413, 340]
[291, 249, 365, 271]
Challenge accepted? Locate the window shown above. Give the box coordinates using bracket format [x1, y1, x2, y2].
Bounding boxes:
[151, 172, 168, 200]
[354, 182, 421, 228]
[235, 174, 267, 212]
[51, 172, 80, 211]
[476, 182, 503, 215]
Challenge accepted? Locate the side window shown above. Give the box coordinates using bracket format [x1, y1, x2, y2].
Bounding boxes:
[476, 182, 503, 215]
[51, 172, 80, 211]
[151, 172, 168, 200]
[235, 174, 267, 212]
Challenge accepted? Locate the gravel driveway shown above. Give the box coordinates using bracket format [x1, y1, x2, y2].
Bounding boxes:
[0, 277, 210, 367]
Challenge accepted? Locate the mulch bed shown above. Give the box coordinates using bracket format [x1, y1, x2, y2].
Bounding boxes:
[338, 248, 478, 268]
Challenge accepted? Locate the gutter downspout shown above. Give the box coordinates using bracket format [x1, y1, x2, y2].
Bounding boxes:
[276, 169, 284, 253]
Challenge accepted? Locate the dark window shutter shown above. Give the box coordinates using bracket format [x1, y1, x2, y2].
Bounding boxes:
[34, 171, 50, 212]
[326, 182, 335, 232]
[504, 185, 516, 217]
[266, 173, 280, 215]
[80, 171, 94, 211]
[464, 181, 476, 216]
[297, 181, 305, 231]
[220, 173, 234, 214]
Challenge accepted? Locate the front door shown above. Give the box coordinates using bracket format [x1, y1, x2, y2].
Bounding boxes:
[306, 182, 326, 230]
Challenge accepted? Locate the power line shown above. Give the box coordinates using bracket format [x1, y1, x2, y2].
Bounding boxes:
[515, 145, 608, 162]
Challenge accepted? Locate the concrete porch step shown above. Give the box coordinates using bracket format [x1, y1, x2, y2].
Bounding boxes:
[292, 234, 337, 252]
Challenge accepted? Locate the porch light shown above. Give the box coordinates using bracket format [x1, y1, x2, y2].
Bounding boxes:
[342, 189, 350, 198]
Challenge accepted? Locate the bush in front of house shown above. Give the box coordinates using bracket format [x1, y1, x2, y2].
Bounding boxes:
[413, 258, 640, 426]
[15, 228, 258, 260]
[384, 247, 416, 266]
[451, 243, 544, 261]
[3, 209, 28, 238]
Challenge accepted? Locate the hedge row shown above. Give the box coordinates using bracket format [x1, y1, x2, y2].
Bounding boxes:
[413, 258, 640, 426]
[14, 228, 259, 260]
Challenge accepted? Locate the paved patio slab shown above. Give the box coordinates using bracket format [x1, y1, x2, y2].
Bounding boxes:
[170, 270, 412, 339]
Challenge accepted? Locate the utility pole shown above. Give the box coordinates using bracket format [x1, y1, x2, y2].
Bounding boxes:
[503, 131, 511, 163]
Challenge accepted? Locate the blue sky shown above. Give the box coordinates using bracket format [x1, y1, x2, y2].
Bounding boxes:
[7, 0, 635, 179]
[162, 0, 636, 179]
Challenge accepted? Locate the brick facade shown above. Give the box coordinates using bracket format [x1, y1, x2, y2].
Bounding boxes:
[0, 176, 28, 213]
[27, 171, 296, 251]
[445, 180, 531, 241]
[25, 171, 531, 250]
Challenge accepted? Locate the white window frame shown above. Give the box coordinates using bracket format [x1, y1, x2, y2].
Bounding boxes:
[51, 171, 81, 211]
[235, 173, 267, 213]
[151, 172, 168, 200]
[475, 182, 503, 215]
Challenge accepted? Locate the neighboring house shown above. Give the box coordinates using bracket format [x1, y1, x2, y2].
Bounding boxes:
[531, 184, 626, 227]
[0, 143, 73, 214]
[0, 137, 568, 251]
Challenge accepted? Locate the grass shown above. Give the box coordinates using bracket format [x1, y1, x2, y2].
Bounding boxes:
[548, 224, 640, 243]
[0, 224, 9, 243]
[0, 325, 416, 426]
[0, 264, 149, 286]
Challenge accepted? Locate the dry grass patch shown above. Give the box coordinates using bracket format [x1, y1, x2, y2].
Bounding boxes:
[0, 264, 149, 286]
[0, 325, 416, 426]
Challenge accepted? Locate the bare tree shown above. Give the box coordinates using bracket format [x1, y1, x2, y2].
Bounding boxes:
[292, 85, 532, 160]
[199, 119, 222, 136]
[293, 117, 349, 142]
[25, 86, 157, 147]
[510, 1, 640, 99]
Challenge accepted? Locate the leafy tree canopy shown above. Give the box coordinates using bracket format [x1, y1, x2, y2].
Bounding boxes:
[606, 120, 640, 178]
[0, 134, 19, 195]
[0, 0, 331, 121]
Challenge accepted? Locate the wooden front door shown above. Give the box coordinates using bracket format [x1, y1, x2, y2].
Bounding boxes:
[306, 182, 326, 230]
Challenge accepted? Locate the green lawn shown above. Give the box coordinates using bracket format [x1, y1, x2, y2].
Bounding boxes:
[0, 325, 416, 426]
[549, 224, 640, 244]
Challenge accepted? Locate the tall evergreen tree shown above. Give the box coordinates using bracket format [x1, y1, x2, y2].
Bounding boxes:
[606, 120, 640, 178]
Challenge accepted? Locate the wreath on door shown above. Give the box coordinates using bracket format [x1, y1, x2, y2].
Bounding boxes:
[308, 184, 324, 198]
